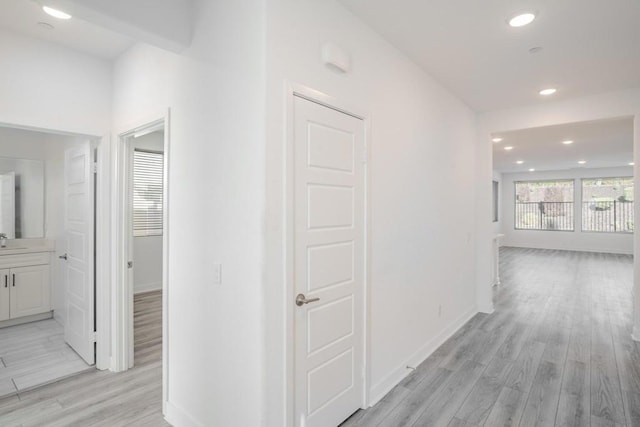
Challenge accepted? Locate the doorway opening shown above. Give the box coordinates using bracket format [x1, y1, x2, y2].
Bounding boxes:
[0, 124, 101, 399]
[490, 116, 634, 288]
[114, 114, 168, 409]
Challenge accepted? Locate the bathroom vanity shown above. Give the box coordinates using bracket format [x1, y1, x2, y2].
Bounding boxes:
[0, 243, 53, 327]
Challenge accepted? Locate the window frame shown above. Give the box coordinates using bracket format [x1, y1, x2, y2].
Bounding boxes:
[513, 179, 576, 232]
[492, 180, 499, 223]
[580, 176, 634, 234]
[132, 148, 164, 237]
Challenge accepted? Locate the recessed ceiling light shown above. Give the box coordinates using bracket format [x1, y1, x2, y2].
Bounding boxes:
[508, 13, 536, 27]
[539, 88, 557, 96]
[516, 160, 524, 164]
[577, 160, 586, 164]
[504, 146, 514, 151]
[629, 162, 635, 166]
[529, 168, 536, 172]
[43, 6, 71, 20]
[562, 140, 574, 145]
[492, 137, 503, 143]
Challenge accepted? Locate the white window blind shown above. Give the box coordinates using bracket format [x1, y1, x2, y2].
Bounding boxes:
[133, 149, 163, 236]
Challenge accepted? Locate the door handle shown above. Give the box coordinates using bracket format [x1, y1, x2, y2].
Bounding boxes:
[12, 274, 15, 287]
[296, 293, 320, 307]
[59, 253, 68, 260]
[4, 275, 6, 288]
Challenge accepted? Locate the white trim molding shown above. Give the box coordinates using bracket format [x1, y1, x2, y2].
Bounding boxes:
[368, 306, 479, 406]
[111, 109, 171, 418]
[165, 401, 202, 427]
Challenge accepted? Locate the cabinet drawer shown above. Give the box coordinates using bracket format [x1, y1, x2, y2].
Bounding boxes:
[0, 252, 50, 269]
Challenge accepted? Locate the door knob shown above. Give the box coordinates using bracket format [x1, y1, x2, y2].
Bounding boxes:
[59, 253, 68, 260]
[296, 293, 320, 307]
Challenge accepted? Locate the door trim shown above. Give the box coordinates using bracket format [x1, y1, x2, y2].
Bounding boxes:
[0, 122, 107, 369]
[284, 82, 372, 426]
[112, 109, 170, 415]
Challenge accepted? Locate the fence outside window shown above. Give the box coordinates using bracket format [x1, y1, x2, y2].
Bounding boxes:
[582, 177, 634, 233]
[515, 180, 575, 231]
[515, 201, 575, 231]
[514, 177, 634, 233]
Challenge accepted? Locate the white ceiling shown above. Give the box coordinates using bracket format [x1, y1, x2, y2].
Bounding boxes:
[0, 0, 133, 60]
[492, 117, 633, 173]
[340, 0, 640, 112]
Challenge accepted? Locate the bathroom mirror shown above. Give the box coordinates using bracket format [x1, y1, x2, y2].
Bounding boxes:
[0, 157, 44, 239]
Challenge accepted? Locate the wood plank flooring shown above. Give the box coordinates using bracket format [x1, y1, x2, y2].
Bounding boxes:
[343, 247, 638, 427]
[0, 319, 92, 400]
[0, 290, 167, 426]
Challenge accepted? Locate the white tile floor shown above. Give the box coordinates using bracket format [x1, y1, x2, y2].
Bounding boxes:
[0, 319, 93, 399]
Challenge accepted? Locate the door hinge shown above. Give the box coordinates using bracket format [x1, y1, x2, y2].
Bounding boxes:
[92, 162, 98, 174]
[92, 331, 97, 342]
[127, 261, 133, 269]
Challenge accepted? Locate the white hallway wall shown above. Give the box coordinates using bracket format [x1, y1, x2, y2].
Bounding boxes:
[111, 1, 265, 425]
[0, 28, 111, 135]
[501, 166, 633, 254]
[130, 131, 164, 294]
[265, 0, 478, 424]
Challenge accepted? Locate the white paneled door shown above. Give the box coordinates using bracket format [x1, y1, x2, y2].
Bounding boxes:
[63, 144, 95, 365]
[294, 95, 366, 427]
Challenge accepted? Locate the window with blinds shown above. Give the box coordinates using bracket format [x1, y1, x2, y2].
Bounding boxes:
[133, 149, 163, 237]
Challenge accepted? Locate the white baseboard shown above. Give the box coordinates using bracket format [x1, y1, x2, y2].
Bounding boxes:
[134, 282, 162, 294]
[165, 401, 203, 427]
[477, 304, 495, 315]
[0, 311, 53, 329]
[53, 311, 65, 327]
[368, 306, 478, 406]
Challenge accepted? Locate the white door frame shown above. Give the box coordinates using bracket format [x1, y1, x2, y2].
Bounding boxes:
[111, 110, 170, 413]
[0, 122, 109, 369]
[284, 83, 372, 426]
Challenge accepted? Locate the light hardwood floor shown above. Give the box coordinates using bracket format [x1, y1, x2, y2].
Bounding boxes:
[343, 247, 638, 427]
[0, 319, 92, 400]
[0, 290, 167, 426]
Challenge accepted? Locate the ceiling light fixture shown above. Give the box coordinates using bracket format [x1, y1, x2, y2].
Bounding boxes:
[492, 137, 503, 143]
[529, 168, 536, 172]
[629, 162, 635, 166]
[508, 13, 536, 27]
[562, 140, 574, 145]
[504, 146, 514, 151]
[539, 88, 557, 96]
[43, 6, 71, 20]
[516, 160, 524, 164]
[578, 160, 586, 164]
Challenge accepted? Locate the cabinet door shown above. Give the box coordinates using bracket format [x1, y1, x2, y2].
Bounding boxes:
[0, 268, 9, 321]
[9, 265, 50, 319]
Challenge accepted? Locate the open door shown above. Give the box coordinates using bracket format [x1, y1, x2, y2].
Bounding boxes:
[0, 172, 16, 238]
[63, 143, 95, 365]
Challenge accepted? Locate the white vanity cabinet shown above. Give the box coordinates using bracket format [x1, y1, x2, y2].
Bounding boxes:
[0, 251, 51, 323]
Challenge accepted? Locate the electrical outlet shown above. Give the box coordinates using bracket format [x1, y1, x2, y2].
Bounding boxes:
[212, 263, 222, 285]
